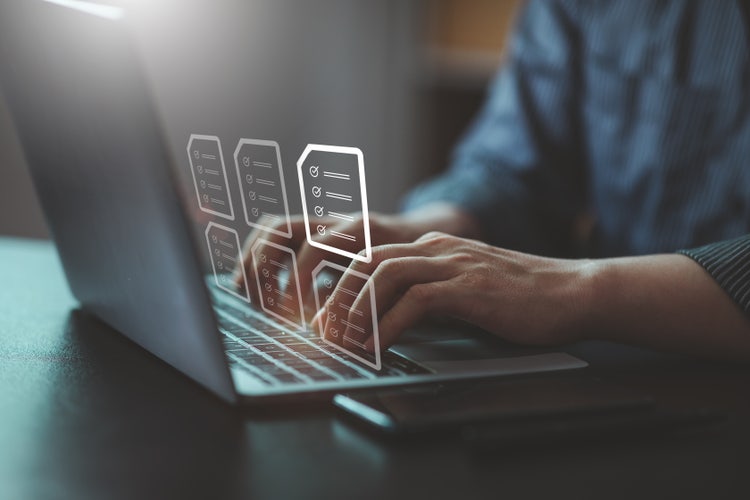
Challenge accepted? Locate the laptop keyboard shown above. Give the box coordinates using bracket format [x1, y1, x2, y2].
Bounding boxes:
[214, 297, 430, 386]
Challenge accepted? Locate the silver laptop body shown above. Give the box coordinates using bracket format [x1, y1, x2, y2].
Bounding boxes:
[0, 0, 586, 404]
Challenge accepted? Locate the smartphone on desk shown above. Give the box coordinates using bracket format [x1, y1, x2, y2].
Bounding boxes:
[334, 377, 724, 445]
[334, 376, 654, 434]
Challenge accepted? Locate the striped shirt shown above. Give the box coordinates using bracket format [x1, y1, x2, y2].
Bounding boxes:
[404, 0, 750, 316]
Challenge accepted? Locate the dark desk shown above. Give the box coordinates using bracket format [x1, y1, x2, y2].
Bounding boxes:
[1, 237, 749, 499]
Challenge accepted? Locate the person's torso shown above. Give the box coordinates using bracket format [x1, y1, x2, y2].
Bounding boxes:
[574, 0, 750, 256]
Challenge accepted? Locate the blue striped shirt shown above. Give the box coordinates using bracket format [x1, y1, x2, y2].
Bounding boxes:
[404, 0, 750, 314]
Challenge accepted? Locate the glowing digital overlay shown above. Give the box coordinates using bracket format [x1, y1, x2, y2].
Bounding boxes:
[205, 222, 249, 302]
[312, 260, 381, 370]
[188, 134, 235, 220]
[234, 139, 293, 238]
[297, 145, 372, 263]
[250, 239, 305, 330]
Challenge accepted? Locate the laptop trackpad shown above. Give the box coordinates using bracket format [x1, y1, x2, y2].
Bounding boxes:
[390, 339, 577, 375]
[390, 338, 548, 361]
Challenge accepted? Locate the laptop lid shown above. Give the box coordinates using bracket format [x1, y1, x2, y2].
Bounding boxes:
[0, 0, 237, 403]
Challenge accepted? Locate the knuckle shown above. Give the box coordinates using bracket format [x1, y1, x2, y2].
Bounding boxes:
[405, 283, 436, 304]
[369, 243, 394, 263]
[417, 231, 445, 242]
[450, 251, 475, 266]
[376, 257, 406, 278]
[418, 231, 456, 249]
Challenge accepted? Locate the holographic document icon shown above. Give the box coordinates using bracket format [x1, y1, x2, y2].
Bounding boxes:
[251, 239, 305, 330]
[297, 144, 371, 263]
[312, 260, 381, 370]
[188, 134, 235, 220]
[234, 139, 293, 237]
[205, 222, 249, 302]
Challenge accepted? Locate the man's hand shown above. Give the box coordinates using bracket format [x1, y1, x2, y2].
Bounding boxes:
[314, 231, 594, 352]
[315, 232, 750, 360]
[234, 204, 481, 321]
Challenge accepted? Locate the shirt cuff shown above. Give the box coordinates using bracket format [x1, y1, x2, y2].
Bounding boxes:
[678, 234, 750, 316]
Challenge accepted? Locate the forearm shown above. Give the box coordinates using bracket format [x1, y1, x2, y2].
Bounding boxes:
[581, 254, 750, 360]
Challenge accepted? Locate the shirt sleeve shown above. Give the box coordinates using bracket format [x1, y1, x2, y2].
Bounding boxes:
[678, 234, 750, 316]
[402, 0, 586, 256]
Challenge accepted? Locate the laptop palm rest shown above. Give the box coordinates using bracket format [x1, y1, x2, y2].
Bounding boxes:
[390, 339, 587, 375]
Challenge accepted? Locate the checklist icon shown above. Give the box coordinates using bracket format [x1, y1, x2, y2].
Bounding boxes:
[251, 239, 305, 330]
[297, 144, 372, 263]
[205, 222, 248, 302]
[312, 260, 382, 370]
[188, 135, 235, 220]
[233, 139, 293, 238]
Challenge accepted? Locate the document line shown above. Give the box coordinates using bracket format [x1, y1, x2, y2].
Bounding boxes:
[339, 303, 364, 316]
[330, 230, 356, 242]
[327, 211, 354, 222]
[325, 192, 353, 202]
[323, 171, 351, 180]
[270, 259, 288, 270]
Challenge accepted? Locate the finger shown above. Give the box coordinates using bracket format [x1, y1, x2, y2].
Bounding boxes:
[326, 242, 429, 315]
[365, 281, 456, 351]
[314, 244, 421, 337]
[342, 256, 457, 347]
[292, 235, 348, 311]
[289, 219, 363, 299]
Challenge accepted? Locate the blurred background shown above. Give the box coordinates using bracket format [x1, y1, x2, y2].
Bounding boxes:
[0, 0, 521, 239]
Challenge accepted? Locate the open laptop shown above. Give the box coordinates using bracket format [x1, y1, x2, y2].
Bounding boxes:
[0, 0, 586, 404]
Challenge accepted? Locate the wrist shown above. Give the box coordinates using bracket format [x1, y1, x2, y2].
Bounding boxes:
[559, 258, 602, 342]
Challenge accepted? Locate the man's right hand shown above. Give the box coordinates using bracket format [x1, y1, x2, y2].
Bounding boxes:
[233, 204, 481, 322]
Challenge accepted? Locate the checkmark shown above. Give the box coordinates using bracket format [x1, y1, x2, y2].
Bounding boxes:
[309, 165, 319, 177]
[323, 279, 333, 288]
[312, 186, 322, 198]
[316, 224, 327, 236]
[328, 312, 337, 322]
[265, 283, 272, 292]
[329, 327, 339, 338]
[314, 205, 324, 217]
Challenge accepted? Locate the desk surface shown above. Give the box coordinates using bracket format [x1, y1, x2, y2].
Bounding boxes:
[1, 237, 749, 499]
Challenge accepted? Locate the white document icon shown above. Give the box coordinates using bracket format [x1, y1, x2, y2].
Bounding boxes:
[233, 139, 293, 238]
[297, 144, 372, 263]
[205, 222, 249, 302]
[312, 260, 381, 370]
[251, 240, 305, 330]
[188, 134, 235, 220]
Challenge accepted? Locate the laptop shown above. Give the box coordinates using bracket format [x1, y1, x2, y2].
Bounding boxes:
[0, 0, 586, 404]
